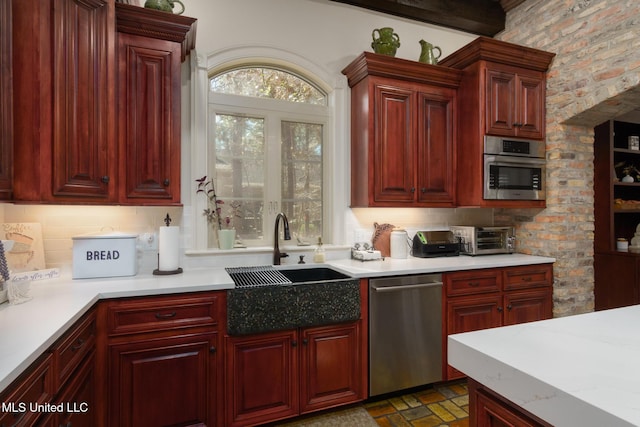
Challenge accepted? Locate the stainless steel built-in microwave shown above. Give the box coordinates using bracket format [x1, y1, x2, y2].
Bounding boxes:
[483, 136, 546, 201]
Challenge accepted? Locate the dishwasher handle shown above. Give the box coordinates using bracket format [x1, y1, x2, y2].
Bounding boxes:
[371, 281, 443, 292]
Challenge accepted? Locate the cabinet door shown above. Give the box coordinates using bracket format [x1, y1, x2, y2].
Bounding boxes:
[516, 74, 544, 140]
[475, 389, 541, 427]
[50, 0, 115, 201]
[447, 294, 502, 380]
[503, 289, 552, 326]
[55, 352, 96, 427]
[225, 330, 299, 427]
[109, 332, 217, 427]
[117, 33, 181, 204]
[0, 0, 12, 200]
[486, 68, 516, 137]
[373, 83, 416, 204]
[416, 88, 456, 206]
[300, 322, 363, 414]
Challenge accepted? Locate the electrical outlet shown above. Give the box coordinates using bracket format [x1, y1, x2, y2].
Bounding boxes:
[139, 233, 158, 251]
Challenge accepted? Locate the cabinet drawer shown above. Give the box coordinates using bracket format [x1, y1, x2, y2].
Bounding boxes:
[503, 264, 552, 291]
[0, 353, 54, 427]
[444, 269, 501, 296]
[53, 310, 96, 389]
[106, 293, 220, 336]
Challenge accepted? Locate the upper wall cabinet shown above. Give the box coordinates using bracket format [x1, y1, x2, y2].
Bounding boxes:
[0, 0, 13, 201]
[115, 4, 196, 205]
[13, 0, 116, 203]
[439, 37, 555, 208]
[342, 53, 462, 207]
[11, 0, 196, 205]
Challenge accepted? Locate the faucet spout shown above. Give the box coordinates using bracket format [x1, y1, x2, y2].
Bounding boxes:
[273, 212, 291, 265]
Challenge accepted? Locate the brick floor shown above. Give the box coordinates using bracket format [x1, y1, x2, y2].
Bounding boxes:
[365, 381, 469, 427]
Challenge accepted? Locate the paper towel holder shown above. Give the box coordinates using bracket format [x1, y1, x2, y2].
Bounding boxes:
[153, 214, 183, 275]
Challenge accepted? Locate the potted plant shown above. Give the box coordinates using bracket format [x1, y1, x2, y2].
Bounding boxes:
[195, 176, 241, 249]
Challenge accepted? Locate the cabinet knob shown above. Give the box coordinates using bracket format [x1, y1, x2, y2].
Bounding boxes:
[507, 304, 513, 311]
[302, 338, 308, 346]
[210, 346, 216, 354]
[497, 306, 503, 312]
[101, 176, 110, 184]
[71, 337, 86, 352]
[291, 340, 297, 347]
[410, 187, 416, 193]
[163, 179, 170, 186]
[421, 187, 427, 193]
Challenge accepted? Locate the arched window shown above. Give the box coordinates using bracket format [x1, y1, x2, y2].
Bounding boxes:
[207, 65, 330, 248]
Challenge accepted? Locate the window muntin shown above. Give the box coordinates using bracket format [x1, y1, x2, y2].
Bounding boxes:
[208, 66, 328, 248]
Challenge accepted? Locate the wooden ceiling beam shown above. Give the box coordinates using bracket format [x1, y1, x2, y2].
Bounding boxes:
[330, 0, 516, 36]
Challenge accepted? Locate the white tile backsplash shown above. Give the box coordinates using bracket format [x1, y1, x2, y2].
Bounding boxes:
[1, 203, 494, 272]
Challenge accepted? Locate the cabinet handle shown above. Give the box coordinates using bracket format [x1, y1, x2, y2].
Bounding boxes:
[410, 187, 416, 193]
[497, 306, 503, 312]
[513, 122, 523, 127]
[421, 187, 426, 193]
[468, 281, 480, 287]
[163, 179, 170, 186]
[521, 276, 532, 282]
[507, 304, 513, 311]
[291, 340, 297, 347]
[302, 339, 308, 346]
[210, 346, 216, 354]
[155, 311, 177, 319]
[71, 337, 85, 351]
[101, 176, 110, 184]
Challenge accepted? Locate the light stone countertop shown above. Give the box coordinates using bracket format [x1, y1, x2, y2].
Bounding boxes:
[448, 305, 640, 427]
[0, 253, 554, 394]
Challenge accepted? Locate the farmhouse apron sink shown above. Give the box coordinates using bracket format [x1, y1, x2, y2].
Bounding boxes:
[225, 266, 360, 335]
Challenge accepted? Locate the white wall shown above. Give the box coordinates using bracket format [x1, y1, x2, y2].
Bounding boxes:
[7, 0, 493, 272]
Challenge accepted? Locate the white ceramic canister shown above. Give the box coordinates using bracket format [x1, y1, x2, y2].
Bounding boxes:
[390, 228, 409, 259]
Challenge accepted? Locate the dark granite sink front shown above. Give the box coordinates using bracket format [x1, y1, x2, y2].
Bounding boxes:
[226, 266, 360, 336]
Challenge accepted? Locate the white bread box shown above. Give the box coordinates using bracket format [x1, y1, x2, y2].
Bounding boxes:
[72, 232, 138, 279]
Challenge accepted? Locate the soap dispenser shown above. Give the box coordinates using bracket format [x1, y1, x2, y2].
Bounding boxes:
[313, 237, 325, 263]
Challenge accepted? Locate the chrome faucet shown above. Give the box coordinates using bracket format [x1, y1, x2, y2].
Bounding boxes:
[273, 212, 291, 265]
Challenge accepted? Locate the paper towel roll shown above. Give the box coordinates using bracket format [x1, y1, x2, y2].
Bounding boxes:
[158, 226, 180, 271]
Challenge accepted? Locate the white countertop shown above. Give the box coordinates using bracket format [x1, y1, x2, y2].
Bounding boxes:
[0, 253, 553, 394]
[448, 305, 640, 427]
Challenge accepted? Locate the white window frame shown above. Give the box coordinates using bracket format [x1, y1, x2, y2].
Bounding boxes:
[188, 46, 349, 252]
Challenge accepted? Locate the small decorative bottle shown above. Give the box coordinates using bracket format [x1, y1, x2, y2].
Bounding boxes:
[313, 237, 326, 263]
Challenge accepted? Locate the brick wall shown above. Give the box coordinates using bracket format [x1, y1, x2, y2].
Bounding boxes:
[495, 0, 640, 316]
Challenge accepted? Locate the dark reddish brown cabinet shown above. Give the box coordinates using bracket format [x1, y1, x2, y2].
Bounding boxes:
[469, 379, 553, 427]
[225, 321, 365, 427]
[342, 52, 461, 207]
[443, 264, 553, 380]
[11, 1, 195, 205]
[12, 0, 116, 202]
[440, 37, 555, 208]
[0, 0, 13, 200]
[115, 4, 196, 204]
[594, 120, 640, 310]
[101, 292, 224, 427]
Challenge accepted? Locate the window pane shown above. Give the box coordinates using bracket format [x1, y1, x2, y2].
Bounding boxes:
[281, 121, 323, 243]
[210, 67, 326, 105]
[215, 114, 265, 240]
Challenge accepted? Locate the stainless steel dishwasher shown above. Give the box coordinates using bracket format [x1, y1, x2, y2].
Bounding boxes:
[369, 274, 443, 396]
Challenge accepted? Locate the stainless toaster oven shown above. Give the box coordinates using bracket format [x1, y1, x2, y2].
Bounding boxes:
[449, 226, 515, 256]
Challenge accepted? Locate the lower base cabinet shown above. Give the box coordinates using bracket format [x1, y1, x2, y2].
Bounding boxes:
[444, 264, 553, 380]
[469, 379, 552, 427]
[108, 332, 217, 427]
[225, 322, 365, 427]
